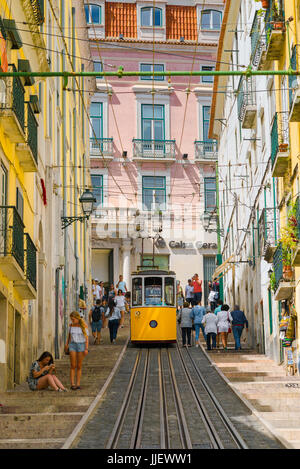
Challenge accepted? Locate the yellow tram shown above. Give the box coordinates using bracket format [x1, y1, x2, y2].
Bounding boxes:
[130, 270, 177, 344]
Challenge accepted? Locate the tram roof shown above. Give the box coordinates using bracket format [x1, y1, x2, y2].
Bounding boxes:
[131, 270, 176, 277]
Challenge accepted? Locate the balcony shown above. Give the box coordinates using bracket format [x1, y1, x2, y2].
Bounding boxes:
[259, 207, 279, 262]
[292, 196, 300, 266]
[265, 2, 285, 61]
[29, 0, 45, 25]
[194, 140, 218, 162]
[250, 14, 267, 69]
[237, 77, 257, 129]
[0, 206, 25, 281]
[273, 243, 295, 301]
[270, 113, 290, 177]
[132, 139, 176, 163]
[14, 233, 37, 299]
[90, 138, 114, 159]
[0, 64, 25, 143]
[15, 102, 38, 172]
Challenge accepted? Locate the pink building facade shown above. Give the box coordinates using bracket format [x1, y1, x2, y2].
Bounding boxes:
[87, 0, 223, 303]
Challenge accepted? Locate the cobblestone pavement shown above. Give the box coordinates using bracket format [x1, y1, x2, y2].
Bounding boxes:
[0, 316, 130, 449]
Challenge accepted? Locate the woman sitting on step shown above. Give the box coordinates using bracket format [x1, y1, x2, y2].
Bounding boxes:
[27, 351, 67, 392]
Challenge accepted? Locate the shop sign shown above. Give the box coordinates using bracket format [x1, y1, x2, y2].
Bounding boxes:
[168, 241, 217, 250]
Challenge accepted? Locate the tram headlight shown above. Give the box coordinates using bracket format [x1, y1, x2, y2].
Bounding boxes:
[149, 320, 158, 328]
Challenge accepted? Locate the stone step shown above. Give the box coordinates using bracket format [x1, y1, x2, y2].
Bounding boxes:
[249, 399, 300, 412]
[260, 412, 300, 420]
[230, 376, 298, 382]
[274, 429, 300, 440]
[216, 366, 287, 373]
[0, 438, 65, 449]
[0, 413, 84, 439]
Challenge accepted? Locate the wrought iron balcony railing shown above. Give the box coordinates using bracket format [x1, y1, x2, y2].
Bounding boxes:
[194, 140, 218, 160]
[0, 64, 25, 134]
[25, 233, 37, 290]
[259, 207, 279, 261]
[90, 137, 114, 157]
[237, 77, 256, 127]
[271, 112, 290, 167]
[273, 243, 283, 291]
[30, 0, 45, 25]
[0, 206, 24, 271]
[265, 1, 285, 46]
[296, 196, 300, 239]
[133, 139, 176, 159]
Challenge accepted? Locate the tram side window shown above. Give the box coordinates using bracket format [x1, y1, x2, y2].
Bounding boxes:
[144, 277, 163, 306]
[132, 278, 143, 306]
[165, 277, 175, 306]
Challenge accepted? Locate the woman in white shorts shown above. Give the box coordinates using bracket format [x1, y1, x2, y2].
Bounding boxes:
[216, 304, 232, 350]
[114, 289, 127, 327]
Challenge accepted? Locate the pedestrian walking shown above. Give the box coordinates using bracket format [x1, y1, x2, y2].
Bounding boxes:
[65, 311, 89, 390]
[27, 351, 67, 392]
[216, 304, 232, 350]
[190, 300, 207, 347]
[214, 299, 224, 348]
[108, 283, 117, 301]
[115, 289, 127, 327]
[106, 298, 121, 344]
[201, 309, 218, 351]
[176, 280, 184, 312]
[208, 289, 217, 312]
[116, 274, 128, 294]
[192, 273, 203, 305]
[230, 305, 249, 350]
[177, 301, 193, 347]
[185, 279, 194, 307]
[89, 299, 105, 345]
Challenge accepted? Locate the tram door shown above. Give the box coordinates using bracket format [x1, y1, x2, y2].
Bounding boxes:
[203, 256, 216, 305]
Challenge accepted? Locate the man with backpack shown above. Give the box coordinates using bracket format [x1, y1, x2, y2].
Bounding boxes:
[89, 299, 105, 345]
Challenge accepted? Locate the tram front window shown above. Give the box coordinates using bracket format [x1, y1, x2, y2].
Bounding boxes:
[132, 278, 142, 306]
[165, 277, 175, 306]
[144, 277, 163, 306]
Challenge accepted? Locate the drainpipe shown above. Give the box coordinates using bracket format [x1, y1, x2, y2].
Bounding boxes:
[62, 50, 68, 343]
[55, 266, 62, 359]
[215, 161, 223, 301]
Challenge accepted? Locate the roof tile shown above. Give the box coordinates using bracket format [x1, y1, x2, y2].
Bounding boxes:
[105, 2, 137, 39]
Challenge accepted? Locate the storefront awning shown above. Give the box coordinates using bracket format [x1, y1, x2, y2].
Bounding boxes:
[212, 254, 235, 281]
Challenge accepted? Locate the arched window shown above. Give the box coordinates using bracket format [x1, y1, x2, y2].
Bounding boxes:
[201, 10, 222, 30]
[84, 4, 101, 24]
[141, 7, 162, 27]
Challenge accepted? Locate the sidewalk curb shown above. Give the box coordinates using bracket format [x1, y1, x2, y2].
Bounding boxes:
[200, 345, 294, 450]
[61, 337, 129, 449]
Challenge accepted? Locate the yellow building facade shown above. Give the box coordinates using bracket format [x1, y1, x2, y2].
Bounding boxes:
[0, 0, 93, 391]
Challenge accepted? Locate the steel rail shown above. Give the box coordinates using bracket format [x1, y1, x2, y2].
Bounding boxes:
[175, 345, 223, 449]
[166, 349, 193, 449]
[185, 346, 249, 449]
[105, 349, 142, 449]
[158, 349, 170, 449]
[130, 348, 150, 449]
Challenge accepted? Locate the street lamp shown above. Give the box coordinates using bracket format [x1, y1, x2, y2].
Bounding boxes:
[201, 211, 224, 236]
[61, 189, 97, 229]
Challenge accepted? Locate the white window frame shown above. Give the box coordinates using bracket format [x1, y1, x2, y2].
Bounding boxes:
[135, 93, 170, 140]
[90, 168, 108, 208]
[137, 169, 171, 213]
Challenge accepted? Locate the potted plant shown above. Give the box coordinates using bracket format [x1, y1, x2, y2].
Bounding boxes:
[279, 206, 298, 278]
[270, 271, 277, 292]
[271, 3, 285, 30]
[279, 142, 289, 152]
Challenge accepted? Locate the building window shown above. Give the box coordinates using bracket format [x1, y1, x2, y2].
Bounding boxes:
[201, 66, 214, 83]
[141, 7, 162, 27]
[201, 10, 222, 30]
[204, 177, 216, 212]
[141, 104, 165, 141]
[0, 163, 7, 206]
[94, 61, 103, 79]
[142, 176, 166, 211]
[16, 187, 24, 219]
[90, 102, 103, 140]
[140, 63, 164, 81]
[84, 4, 101, 24]
[91, 175, 103, 208]
[202, 105, 211, 141]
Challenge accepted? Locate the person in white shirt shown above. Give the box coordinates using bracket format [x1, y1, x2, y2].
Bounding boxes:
[105, 298, 122, 344]
[202, 309, 218, 351]
[115, 289, 127, 328]
[216, 304, 233, 350]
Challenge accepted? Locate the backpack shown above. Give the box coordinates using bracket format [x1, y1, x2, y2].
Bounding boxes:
[92, 306, 102, 322]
